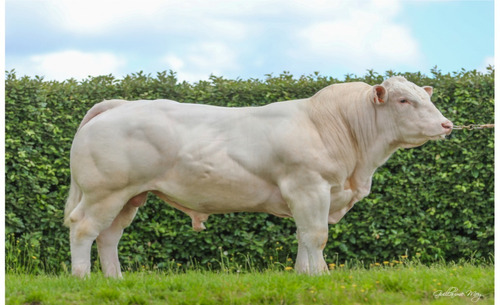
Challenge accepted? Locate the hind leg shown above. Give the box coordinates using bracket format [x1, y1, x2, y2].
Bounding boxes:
[69, 193, 130, 278]
[70, 219, 98, 278]
[96, 193, 146, 277]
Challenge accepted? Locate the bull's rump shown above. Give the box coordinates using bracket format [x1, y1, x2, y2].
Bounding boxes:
[70, 99, 311, 216]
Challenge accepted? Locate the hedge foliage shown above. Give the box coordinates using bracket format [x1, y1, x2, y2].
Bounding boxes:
[5, 68, 494, 273]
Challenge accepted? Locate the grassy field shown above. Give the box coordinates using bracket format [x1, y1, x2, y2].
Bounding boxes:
[6, 262, 494, 305]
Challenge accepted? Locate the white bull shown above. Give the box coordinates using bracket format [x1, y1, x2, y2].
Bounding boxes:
[64, 76, 453, 277]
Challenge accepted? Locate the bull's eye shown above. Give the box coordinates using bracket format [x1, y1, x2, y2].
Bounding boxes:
[399, 99, 409, 104]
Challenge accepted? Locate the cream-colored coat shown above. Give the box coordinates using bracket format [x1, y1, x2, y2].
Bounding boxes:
[65, 76, 452, 277]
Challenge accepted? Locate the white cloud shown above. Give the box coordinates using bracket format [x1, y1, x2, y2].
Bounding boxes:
[151, 0, 423, 80]
[41, 0, 168, 35]
[8, 0, 426, 80]
[34, 0, 253, 40]
[478, 56, 494, 72]
[13, 50, 126, 80]
[162, 42, 240, 82]
[293, 0, 422, 73]
[163, 55, 185, 72]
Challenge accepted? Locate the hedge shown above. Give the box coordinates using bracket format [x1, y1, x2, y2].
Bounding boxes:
[5, 68, 494, 273]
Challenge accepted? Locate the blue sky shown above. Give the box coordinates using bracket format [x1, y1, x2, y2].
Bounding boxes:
[6, 0, 494, 82]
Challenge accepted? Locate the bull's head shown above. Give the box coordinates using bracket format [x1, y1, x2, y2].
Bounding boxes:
[372, 76, 453, 148]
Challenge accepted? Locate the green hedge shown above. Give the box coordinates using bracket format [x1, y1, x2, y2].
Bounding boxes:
[5, 68, 494, 273]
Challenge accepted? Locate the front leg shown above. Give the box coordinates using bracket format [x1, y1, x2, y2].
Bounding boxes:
[280, 175, 330, 275]
[294, 229, 309, 273]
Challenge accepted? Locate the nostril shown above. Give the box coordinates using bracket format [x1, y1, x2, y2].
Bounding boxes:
[442, 121, 453, 132]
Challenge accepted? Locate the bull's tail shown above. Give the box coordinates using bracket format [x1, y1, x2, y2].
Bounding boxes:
[64, 176, 83, 227]
[77, 99, 128, 131]
[64, 99, 128, 227]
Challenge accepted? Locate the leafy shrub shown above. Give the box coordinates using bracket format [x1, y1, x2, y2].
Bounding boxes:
[5, 68, 494, 273]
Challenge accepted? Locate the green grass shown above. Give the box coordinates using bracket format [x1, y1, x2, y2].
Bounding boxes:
[6, 263, 493, 305]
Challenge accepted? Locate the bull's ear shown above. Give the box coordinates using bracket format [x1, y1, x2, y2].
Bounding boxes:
[372, 85, 387, 104]
[423, 86, 433, 97]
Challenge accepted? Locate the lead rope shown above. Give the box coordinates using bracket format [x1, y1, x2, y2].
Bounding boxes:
[453, 124, 495, 130]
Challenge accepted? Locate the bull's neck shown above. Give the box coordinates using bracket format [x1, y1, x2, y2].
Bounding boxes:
[358, 134, 399, 174]
[350, 109, 400, 179]
[307, 96, 399, 177]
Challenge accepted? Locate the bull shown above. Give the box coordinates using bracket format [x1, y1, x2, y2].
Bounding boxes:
[64, 76, 453, 277]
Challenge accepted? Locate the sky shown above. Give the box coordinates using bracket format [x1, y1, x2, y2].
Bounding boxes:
[5, 0, 495, 83]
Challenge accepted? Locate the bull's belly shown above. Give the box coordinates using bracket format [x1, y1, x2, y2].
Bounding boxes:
[151, 166, 292, 218]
